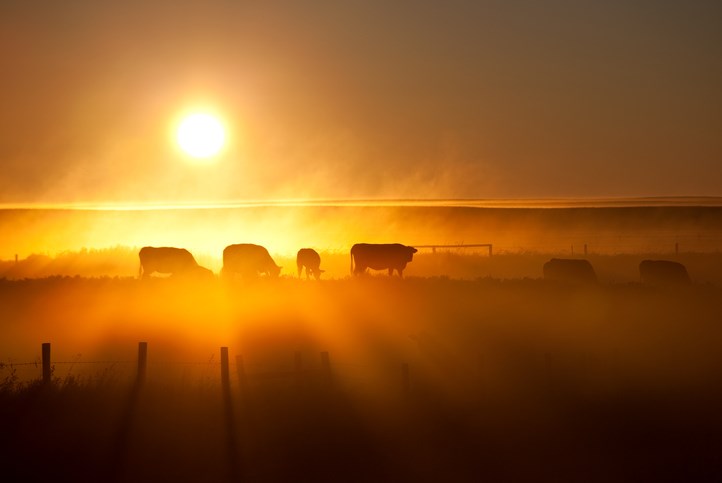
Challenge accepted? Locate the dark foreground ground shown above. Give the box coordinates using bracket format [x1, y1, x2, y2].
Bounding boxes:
[2, 373, 722, 482]
[2, 277, 722, 482]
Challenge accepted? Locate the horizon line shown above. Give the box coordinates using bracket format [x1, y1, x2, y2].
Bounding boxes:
[2, 196, 722, 211]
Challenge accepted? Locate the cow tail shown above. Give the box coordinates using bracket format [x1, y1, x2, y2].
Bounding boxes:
[350, 249, 354, 276]
[138, 262, 143, 280]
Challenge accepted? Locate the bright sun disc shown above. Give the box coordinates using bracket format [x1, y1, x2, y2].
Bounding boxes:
[177, 113, 225, 158]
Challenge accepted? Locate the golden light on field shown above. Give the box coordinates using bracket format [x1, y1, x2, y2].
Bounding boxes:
[176, 113, 226, 159]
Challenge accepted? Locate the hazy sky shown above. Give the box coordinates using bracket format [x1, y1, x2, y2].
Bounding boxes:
[1, 0, 721, 203]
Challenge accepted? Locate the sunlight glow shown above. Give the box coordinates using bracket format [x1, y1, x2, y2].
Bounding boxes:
[176, 113, 226, 159]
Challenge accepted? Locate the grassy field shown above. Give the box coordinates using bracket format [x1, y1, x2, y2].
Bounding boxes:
[2, 274, 722, 481]
[3, 246, 722, 284]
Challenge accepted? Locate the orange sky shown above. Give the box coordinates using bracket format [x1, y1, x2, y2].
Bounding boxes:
[1, 0, 721, 203]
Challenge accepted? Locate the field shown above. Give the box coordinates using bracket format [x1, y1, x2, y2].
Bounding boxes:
[2, 204, 722, 481]
[2, 273, 722, 482]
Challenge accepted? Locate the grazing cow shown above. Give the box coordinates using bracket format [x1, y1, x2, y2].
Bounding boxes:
[543, 258, 597, 284]
[639, 260, 690, 285]
[138, 247, 212, 279]
[350, 243, 418, 277]
[297, 248, 324, 280]
[222, 244, 281, 278]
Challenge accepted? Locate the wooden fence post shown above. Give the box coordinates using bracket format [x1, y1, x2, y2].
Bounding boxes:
[321, 351, 332, 387]
[584, 244, 588, 256]
[220, 348, 241, 481]
[488, 244, 493, 257]
[221, 347, 230, 393]
[137, 342, 148, 384]
[41, 342, 51, 384]
[235, 355, 247, 395]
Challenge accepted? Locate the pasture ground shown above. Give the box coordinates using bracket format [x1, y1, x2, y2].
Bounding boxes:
[1, 274, 722, 481]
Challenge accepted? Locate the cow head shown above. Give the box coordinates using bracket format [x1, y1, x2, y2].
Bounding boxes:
[407, 246, 418, 261]
[271, 264, 282, 277]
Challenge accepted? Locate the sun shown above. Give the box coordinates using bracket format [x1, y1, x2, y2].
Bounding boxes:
[176, 113, 226, 159]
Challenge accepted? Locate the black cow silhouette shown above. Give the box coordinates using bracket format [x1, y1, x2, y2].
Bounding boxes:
[222, 244, 281, 278]
[543, 258, 597, 284]
[639, 259, 690, 285]
[297, 248, 324, 280]
[350, 243, 418, 277]
[138, 247, 213, 279]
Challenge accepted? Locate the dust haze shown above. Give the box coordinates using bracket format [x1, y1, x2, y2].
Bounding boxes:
[3, 0, 722, 480]
[2, 203, 722, 480]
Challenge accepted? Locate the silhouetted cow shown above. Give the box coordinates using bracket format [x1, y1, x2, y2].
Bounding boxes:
[639, 259, 690, 285]
[138, 247, 213, 279]
[297, 248, 324, 280]
[222, 244, 281, 278]
[543, 258, 597, 284]
[350, 243, 418, 277]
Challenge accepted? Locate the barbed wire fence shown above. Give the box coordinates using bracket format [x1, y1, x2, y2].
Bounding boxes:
[0, 342, 415, 400]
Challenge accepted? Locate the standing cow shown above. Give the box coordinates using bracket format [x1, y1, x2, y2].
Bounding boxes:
[350, 243, 418, 277]
[297, 248, 324, 280]
[543, 258, 597, 284]
[222, 244, 281, 278]
[639, 260, 690, 285]
[138, 247, 213, 279]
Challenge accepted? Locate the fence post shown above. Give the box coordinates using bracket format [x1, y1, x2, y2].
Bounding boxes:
[41, 342, 51, 384]
[221, 347, 230, 394]
[235, 355, 247, 395]
[321, 351, 332, 387]
[488, 244, 493, 257]
[584, 244, 588, 256]
[401, 362, 410, 398]
[137, 342, 148, 384]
